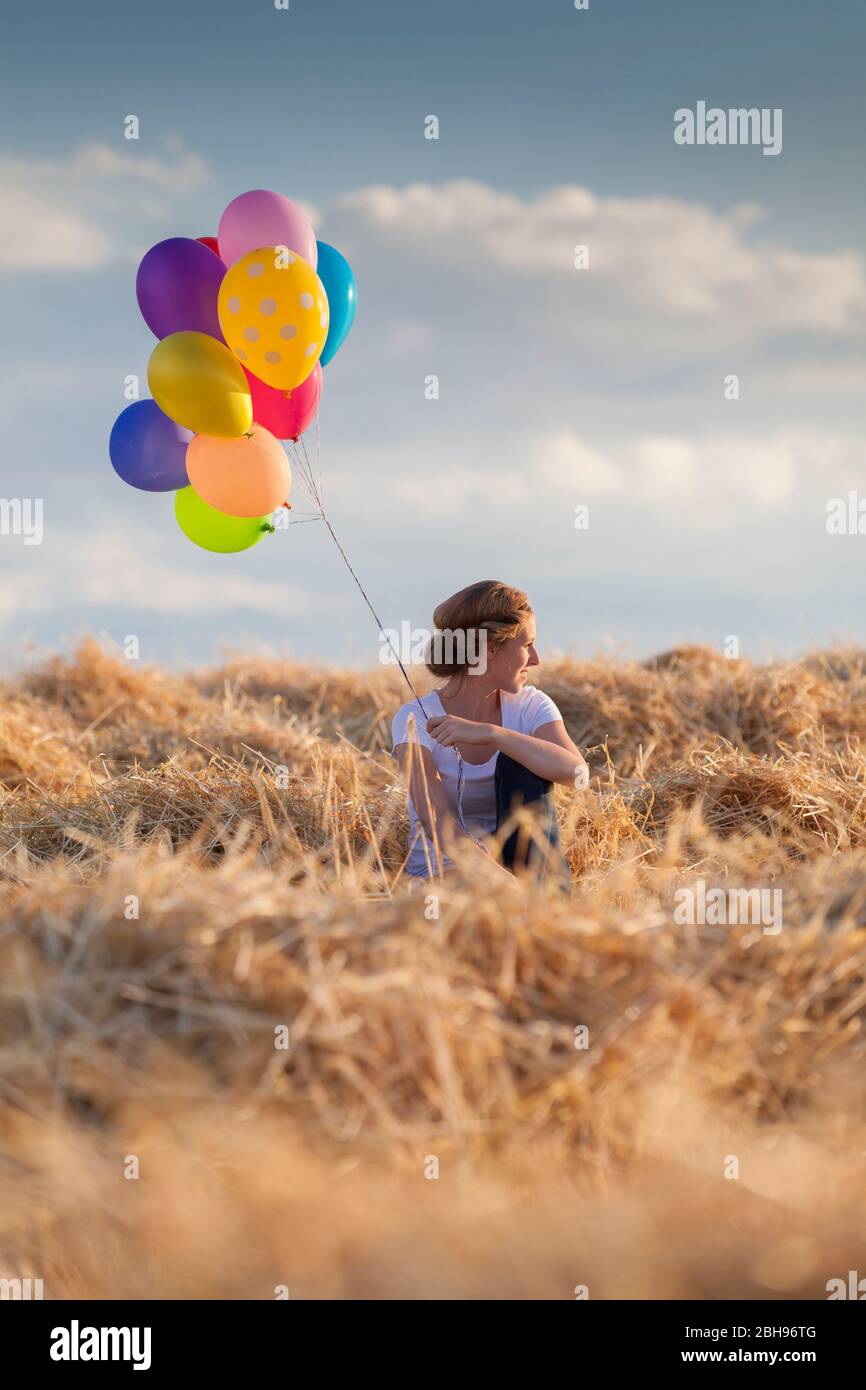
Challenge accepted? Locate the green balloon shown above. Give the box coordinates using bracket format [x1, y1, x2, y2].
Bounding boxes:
[175, 486, 275, 553]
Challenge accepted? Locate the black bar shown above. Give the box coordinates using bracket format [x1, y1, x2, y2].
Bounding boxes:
[3, 1297, 862, 1374]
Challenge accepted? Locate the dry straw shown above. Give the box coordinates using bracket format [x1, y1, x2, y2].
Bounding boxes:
[1, 638, 865, 1297]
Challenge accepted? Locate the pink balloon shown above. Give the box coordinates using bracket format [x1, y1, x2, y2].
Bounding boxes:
[218, 190, 317, 270]
[244, 362, 322, 440]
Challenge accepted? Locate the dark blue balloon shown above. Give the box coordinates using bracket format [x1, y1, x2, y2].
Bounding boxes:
[109, 399, 193, 492]
[316, 240, 356, 367]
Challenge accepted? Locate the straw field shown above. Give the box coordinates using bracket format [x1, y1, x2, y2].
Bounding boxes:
[1, 638, 865, 1299]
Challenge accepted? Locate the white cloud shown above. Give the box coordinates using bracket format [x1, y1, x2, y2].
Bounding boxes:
[0, 141, 212, 271]
[532, 431, 626, 497]
[325, 425, 859, 528]
[635, 436, 699, 493]
[64, 141, 210, 191]
[0, 142, 211, 198]
[394, 468, 529, 508]
[335, 180, 866, 336]
[0, 363, 114, 423]
[633, 435, 798, 511]
[0, 187, 111, 270]
[537, 429, 813, 519]
[769, 360, 866, 396]
[0, 526, 302, 624]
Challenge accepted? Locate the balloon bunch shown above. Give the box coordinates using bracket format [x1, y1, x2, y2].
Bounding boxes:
[109, 189, 356, 553]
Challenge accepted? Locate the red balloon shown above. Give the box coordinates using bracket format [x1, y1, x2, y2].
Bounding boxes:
[197, 236, 222, 257]
[244, 362, 322, 440]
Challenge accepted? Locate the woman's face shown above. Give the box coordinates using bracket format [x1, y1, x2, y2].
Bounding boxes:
[487, 619, 540, 693]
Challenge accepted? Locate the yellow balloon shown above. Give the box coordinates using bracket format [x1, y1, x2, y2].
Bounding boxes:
[218, 247, 330, 391]
[147, 332, 252, 437]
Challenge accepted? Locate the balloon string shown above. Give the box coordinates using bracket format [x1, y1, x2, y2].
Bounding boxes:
[287, 430, 473, 844]
[291, 434, 429, 720]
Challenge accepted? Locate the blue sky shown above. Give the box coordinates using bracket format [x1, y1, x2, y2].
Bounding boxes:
[4, 0, 863, 234]
[1, 0, 864, 668]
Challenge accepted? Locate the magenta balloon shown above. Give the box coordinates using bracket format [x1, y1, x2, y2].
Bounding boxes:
[218, 190, 317, 270]
[136, 237, 226, 340]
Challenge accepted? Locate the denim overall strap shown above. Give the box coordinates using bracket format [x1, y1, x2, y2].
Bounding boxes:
[493, 752, 570, 885]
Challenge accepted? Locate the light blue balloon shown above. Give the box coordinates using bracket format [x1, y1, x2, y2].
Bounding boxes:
[316, 240, 356, 367]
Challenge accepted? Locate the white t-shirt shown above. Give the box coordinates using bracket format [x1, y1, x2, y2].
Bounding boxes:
[391, 685, 563, 877]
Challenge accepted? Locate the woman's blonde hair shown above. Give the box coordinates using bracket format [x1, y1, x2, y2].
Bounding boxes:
[425, 580, 533, 680]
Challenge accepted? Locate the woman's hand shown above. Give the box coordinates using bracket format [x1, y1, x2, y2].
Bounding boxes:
[426, 714, 493, 748]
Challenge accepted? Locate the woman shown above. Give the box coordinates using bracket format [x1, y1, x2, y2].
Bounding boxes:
[391, 580, 588, 882]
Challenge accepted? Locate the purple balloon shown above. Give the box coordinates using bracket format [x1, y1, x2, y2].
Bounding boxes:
[109, 399, 192, 492]
[136, 237, 226, 340]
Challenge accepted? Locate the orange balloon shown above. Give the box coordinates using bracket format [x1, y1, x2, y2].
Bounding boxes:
[185, 425, 291, 518]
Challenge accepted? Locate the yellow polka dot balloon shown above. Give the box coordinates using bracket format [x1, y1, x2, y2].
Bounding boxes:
[218, 246, 329, 391]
